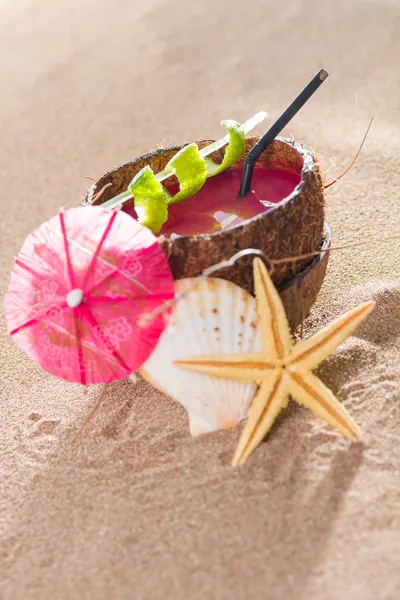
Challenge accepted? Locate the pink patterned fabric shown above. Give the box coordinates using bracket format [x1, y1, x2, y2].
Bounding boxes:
[5, 206, 175, 384]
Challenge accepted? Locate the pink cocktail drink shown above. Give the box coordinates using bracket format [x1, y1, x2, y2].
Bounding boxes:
[123, 167, 300, 237]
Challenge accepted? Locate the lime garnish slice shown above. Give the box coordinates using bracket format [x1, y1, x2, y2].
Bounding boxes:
[204, 120, 246, 177]
[167, 143, 208, 205]
[128, 166, 171, 234]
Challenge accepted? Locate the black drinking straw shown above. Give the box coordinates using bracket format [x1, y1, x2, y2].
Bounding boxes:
[238, 69, 329, 197]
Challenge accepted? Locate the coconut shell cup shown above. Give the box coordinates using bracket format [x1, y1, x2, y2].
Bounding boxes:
[85, 136, 330, 329]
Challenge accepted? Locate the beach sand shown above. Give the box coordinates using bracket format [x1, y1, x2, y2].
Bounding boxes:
[0, 1, 399, 598]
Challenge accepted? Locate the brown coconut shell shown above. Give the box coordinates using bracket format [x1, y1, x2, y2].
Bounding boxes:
[279, 222, 330, 330]
[85, 136, 329, 329]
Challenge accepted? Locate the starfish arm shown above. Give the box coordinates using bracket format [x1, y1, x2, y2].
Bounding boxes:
[288, 301, 375, 371]
[253, 258, 292, 360]
[174, 353, 275, 384]
[232, 372, 289, 466]
[287, 370, 361, 441]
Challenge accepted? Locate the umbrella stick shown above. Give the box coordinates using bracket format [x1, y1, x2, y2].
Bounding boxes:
[73, 385, 109, 441]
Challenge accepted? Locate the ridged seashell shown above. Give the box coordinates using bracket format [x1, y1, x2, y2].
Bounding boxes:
[140, 277, 262, 435]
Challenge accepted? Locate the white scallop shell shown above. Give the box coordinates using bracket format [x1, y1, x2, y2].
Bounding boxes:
[140, 277, 262, 435]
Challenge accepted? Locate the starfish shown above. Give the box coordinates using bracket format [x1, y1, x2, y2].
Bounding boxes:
[175, 258, 375, 466]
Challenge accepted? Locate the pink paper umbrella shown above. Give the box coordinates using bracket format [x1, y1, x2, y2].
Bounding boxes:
[5, 206, 175, 384]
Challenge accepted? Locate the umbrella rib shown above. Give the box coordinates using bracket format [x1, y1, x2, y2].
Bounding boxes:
[80, 304, 131, 374]
[81, 211, 117, 291]
[15, 258, 45, 281]
[84, 321, 129, 381]
[88, 270, 149, 296]
[59, 212, 76, 288]
[72, 307, 87, 385]
[8, 300, 69, 336]
[43, 317, 113, 356]
[9, 317, 41, 336]
[43, 223, 152, 296]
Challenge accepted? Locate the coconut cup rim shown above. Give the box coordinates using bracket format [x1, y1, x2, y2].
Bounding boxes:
[86, 136, 315, 243]
[162, 136, 313, 242]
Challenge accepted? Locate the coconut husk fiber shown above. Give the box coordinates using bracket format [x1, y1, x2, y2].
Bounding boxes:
[0, 1, 399, 599]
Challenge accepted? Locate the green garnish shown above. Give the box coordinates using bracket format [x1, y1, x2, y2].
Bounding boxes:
[167, 143, 208, 205]
[102, 111, 268, 233]
[204, 120, 246, 177]
[128, 166, 171, 233]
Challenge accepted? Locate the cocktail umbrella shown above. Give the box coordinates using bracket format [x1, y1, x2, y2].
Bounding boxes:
[5, 206, 175, 384]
